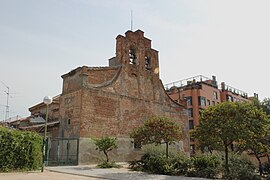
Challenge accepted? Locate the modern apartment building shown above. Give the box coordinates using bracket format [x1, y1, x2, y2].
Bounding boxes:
[165, 75, 253, 153]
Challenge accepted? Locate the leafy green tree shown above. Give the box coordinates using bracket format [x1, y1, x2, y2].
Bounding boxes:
[130, 116, 183, 158]
[261, 98, 270, 115]
[238, 102, 270, 175]
[250, 98, 270, 164]
[193, 102, 255, 173]
[94, 137, 117, 162]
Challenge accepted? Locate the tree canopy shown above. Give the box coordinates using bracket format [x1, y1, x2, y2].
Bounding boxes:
[193, 101, 270, 173]
[94, 137, 117, 162]
[130, 116, 183, 158]
[261, 98, 270, 115]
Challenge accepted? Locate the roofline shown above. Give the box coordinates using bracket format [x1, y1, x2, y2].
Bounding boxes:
[28, 95, 60, 111]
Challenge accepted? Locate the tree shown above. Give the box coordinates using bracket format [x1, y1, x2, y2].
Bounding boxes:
[94, 137, 117, 162]
[257, 98, 270, 164]
[238, 100, 270, 175]
[130, 116, 183, 158]
[261, 98, 270, 115]
[193, 102, 255, 173]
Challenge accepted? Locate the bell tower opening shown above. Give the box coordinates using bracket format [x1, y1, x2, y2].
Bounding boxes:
[145, 55, 151, 70]
[129, 49, 137, 65]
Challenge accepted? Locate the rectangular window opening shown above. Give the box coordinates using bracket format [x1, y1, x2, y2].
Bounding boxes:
[198, 96, 206, 106]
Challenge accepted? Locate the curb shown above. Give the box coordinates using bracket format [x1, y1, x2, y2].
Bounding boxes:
[45, 168, 116, 180]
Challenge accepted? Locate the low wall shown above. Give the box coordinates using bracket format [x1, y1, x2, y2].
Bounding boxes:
[78, 137, 185, 164]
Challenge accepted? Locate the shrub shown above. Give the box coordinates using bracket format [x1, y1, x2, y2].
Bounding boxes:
[170, 152, 191, 175]
[97, 161, 122, 168]
[187, 154, 222, 179]
[262, 162, 270, 179]
[129, 145, 190, 176]
[129, 146, 222, 178]
[128, 160, 144, 171]
[140, 152, 172, 175]
[224, 156, 260, 180]
[0, 126, 42, 172]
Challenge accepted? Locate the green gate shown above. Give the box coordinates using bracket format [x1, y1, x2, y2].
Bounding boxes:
[45, 138, 79, 166]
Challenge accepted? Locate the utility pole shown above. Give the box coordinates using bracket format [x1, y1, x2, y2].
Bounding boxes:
[1, 81, 10, 123]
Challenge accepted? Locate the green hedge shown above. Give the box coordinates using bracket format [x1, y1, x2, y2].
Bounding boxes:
[0, 126, 42, 172]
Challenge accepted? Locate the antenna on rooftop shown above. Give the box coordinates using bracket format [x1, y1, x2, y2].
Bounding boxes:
[131, 10, 133, 31]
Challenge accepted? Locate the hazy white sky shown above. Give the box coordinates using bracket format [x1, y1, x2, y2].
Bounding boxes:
[0, 0, 270, 119]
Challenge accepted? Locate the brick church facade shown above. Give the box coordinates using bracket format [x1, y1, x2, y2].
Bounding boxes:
[29, 30, 189, 164]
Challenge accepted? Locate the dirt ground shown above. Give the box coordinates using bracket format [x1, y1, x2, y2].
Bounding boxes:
[0, 171, 102, 180]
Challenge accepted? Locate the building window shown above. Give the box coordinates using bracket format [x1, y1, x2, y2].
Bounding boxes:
[212, 101, 215, 106]
[185, 96, 192, 106]
[67, 118, 71, 125]
[188, 108, 193, 117]
[129, 49, 137, 65]
[207, 99, 211, 106]
[145, 56, 151, 70]
[198, 96, 206, 106]
[226, 95, 233, 102]
[189, 120, 194, 129]
[214, 91, 218, 99]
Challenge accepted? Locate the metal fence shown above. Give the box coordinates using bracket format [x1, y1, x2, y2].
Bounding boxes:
[45, 138, 79, 166]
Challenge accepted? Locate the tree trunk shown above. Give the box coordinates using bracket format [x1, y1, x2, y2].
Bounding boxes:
[224, 143, 229, 174]
[209, 147, 213, 154]
[267, 154, 270, 163]
[104, 150, 109, 162]
[255, 153, 263, 175]
[166, 142, 169, 158]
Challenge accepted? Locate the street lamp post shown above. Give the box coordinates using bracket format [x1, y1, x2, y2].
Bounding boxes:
[41, 96, 52, 172]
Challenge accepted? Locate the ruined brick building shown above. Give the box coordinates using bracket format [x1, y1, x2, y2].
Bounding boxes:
[28, 30, 189, 165]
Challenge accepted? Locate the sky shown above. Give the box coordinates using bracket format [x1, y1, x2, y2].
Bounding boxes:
[0, 0, 270, 120]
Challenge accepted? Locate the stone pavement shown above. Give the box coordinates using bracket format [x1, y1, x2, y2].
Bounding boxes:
[46, 163, 210, 180]
[0, 171, 100, 180]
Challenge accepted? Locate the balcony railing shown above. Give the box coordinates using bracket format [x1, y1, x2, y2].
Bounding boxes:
[164, 75, 213, 90]
[220, 84, 248, 98]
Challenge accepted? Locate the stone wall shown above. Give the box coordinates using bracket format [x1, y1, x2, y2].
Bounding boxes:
[78, 137, 185, 165]
[78, 137, 142, 164]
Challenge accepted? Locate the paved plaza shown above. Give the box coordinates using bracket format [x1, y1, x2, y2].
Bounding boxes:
[1, 163, 210, 180]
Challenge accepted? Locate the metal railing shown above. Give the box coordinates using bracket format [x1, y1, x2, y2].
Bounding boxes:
[220, 84, 248, 98]
[164, 75, 213, 90]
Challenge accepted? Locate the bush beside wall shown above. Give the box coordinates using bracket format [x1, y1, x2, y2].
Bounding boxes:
[0, 126, 42, 172]
[129, 146, 261, 179]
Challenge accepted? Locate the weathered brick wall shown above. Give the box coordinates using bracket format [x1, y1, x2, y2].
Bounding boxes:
[87, 67, 120, 85]
[62, 67, 83, 95]
[58, 30, 189, 164]
[58, 90, 82, 138]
